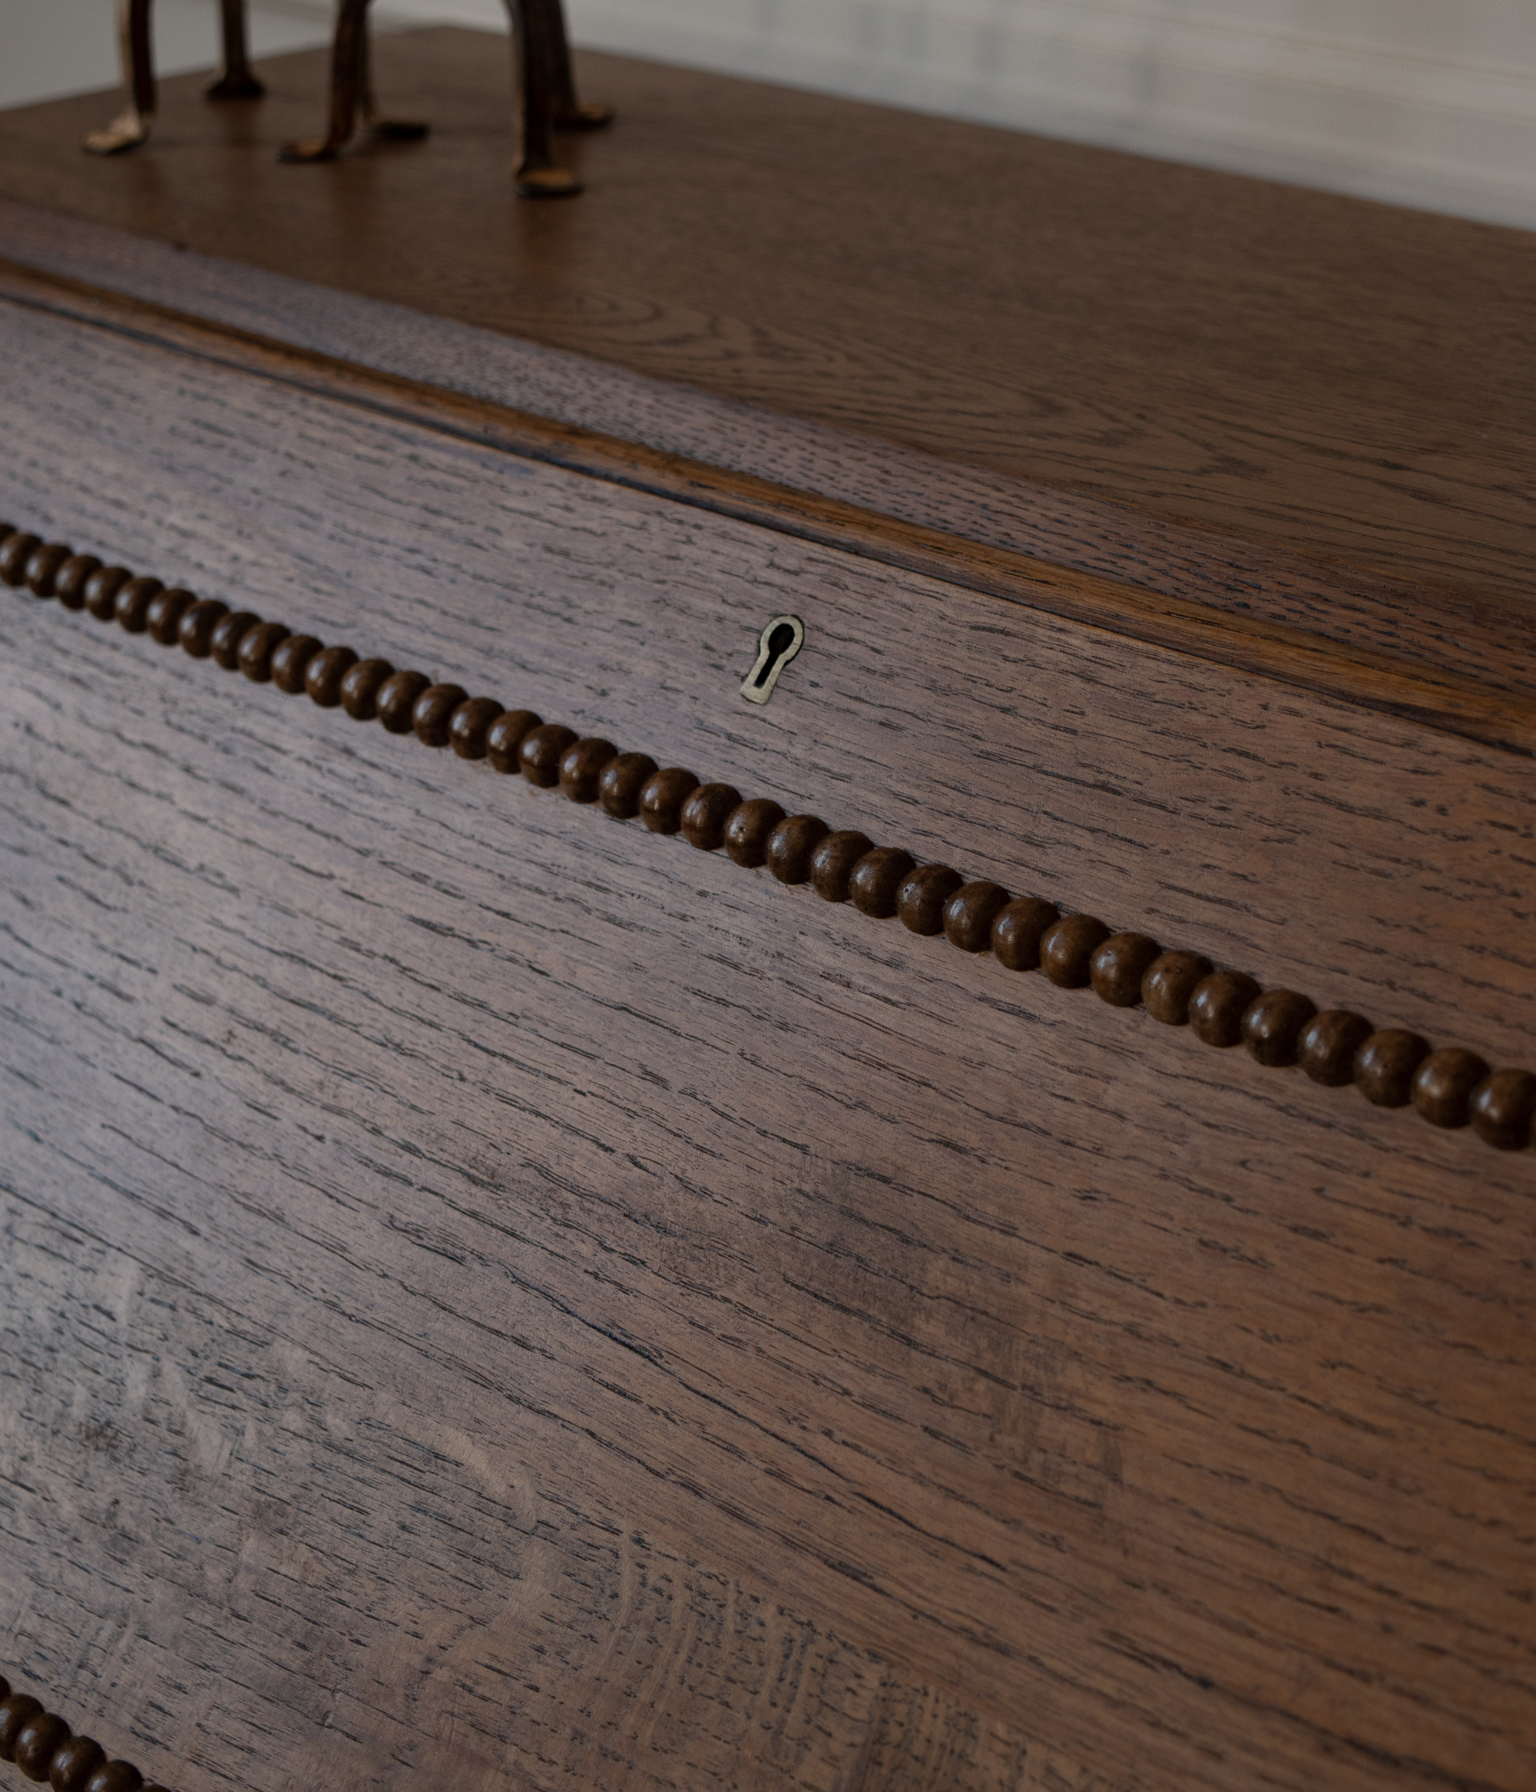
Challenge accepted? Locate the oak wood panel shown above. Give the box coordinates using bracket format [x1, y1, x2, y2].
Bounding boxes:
[1, 305, 1534, 1792]
[7, 200, 1536, 723]
[3, 298, 1534, 1066]
[5, 265, 1536, 763]
[1, 31, 1534, 617]
[9, 202, 1536, 741]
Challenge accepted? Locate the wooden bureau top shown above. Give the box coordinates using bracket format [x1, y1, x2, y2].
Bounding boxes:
[1, 26, 1533, 614]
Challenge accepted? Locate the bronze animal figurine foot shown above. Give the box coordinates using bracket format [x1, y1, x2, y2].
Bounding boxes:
[85, 0, 264, 155]
[280, 0, 610, 197]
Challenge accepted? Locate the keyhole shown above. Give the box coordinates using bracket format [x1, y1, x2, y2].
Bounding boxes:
[740, 614, 805, 706]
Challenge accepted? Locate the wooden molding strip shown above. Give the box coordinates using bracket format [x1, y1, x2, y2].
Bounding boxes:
[0, 1673, 168, 1792]
[2, 260, 1535, 762]
[3, 517, 1533, 1154]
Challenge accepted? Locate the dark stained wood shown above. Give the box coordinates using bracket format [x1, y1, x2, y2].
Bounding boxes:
[1138, 948, 1211, 1026]
[3, 339, 1535, 1786]
[1295, 1009, 1373, 1088]
[721, 797, 784, 870]
[5, 259, 1536, 758]
[2, 30, 1536, 634]
[2, 102, 1536, 1792]
[1039, 914, 1110, 989]
[808, 829, 874, 904]
[990, 897, 1061, 976]
[1086, 932, 1161, 1008]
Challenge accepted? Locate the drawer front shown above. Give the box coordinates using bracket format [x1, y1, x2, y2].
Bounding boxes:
[1, 296, 1532, 1792]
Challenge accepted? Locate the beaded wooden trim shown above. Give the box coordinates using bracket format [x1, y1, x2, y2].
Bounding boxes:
[0, 1674, 169, 1792]
[3, 520, 1534, 1153]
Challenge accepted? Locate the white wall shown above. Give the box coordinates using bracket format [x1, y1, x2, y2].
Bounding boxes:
[6, 0, 1536, 231]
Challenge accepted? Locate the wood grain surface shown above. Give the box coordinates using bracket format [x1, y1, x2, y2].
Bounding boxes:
[2, 288, 1534, 1792]
[8, 196, 1536, 730]
[5, 259, 1535, 764]
[1, 29, 1534, 620]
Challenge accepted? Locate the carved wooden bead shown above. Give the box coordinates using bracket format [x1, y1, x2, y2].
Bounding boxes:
[638, 767, 700, 834]
[1089, 931, 1160, 1006]
[177, 598, 229, 658]
[82, 1763, 143, 1792]
[681, 782, 745, 850]
[1241, 989, 1317, 1067]
[271, 633, 324, 694]
[145, 587, 197, 647]
[304, 644, 359, 707]
[943, 880, 1010, 952]
[765, 814, 829, 884]
[1187, 971, 1261, 1047]
[486, 709, 541, 774]
[848, 847, 915, 918]
[989, 897, 1058, 971]
[723, 798, 785, 867]
[25, 542, 73, 598]
[339, 657, 395, 720]
[209, 610, 260, 669]
[1039, 913, 1109, 988]
[1139, 949, 1212, 1023]
[896, 864, 964, 935]
[15, 1711, 70, 1781]
[597, 751, 656, 818]
[46, 1734, 106, 1792]
[559, 737, 620, 802]
[411, 681, 469, 747]
[520, 723, 579, 787]
[0, 531, 42, 585]
[237, 620, 292, 683]
[114, 576, 164, 634]
[1411, 1048, 1490, 1129]
[54, 554, 102, 611]
[449, 697, 506, 760]
[375, 670, 432, 733]
[1297, 1010, 1373, 1086]
[82, 566, 131, 622]
[0, 1696, 43, 1760]
[1353, 1028, 1430, 1107]
[1469, 1068, 1536, 1151]
[810, 830, 875, 902]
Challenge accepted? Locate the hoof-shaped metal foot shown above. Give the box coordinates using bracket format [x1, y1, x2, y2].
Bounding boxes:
[516, 163, 583, 198]
[83, 108, 152, 154]
[368, 117, 430, 141]
[206, 73, 266, 101]
[555, 101, 613, 131]
[278, 137, 339, 162]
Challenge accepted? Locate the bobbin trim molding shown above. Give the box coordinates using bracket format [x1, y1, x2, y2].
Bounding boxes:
[3, 519, 1533, 1153]
[0, 1673, 170, 1792]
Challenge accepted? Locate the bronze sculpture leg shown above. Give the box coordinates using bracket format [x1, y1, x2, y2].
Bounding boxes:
[83, 0, 155, 154]
[277, 0, 607, 192]
[525, 0, 613, 131]
[280, 0, 428, 163]
[206, 0, 265, 100]
[86, 0, 266, 155]
[507, 0, 611, 196]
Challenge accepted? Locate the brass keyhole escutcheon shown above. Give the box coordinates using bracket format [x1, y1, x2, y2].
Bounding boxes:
[740, 614, 804, 705]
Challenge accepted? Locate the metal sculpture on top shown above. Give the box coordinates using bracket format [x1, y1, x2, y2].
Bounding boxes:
[83, 0, 612, 198]
[85, 0, 262, 154]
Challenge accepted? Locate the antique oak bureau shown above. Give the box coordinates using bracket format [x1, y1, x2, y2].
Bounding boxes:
[0, 27, 1533, 1792]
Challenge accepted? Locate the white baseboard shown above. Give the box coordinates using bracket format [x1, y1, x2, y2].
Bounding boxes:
[377, 0, 1536, 231]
